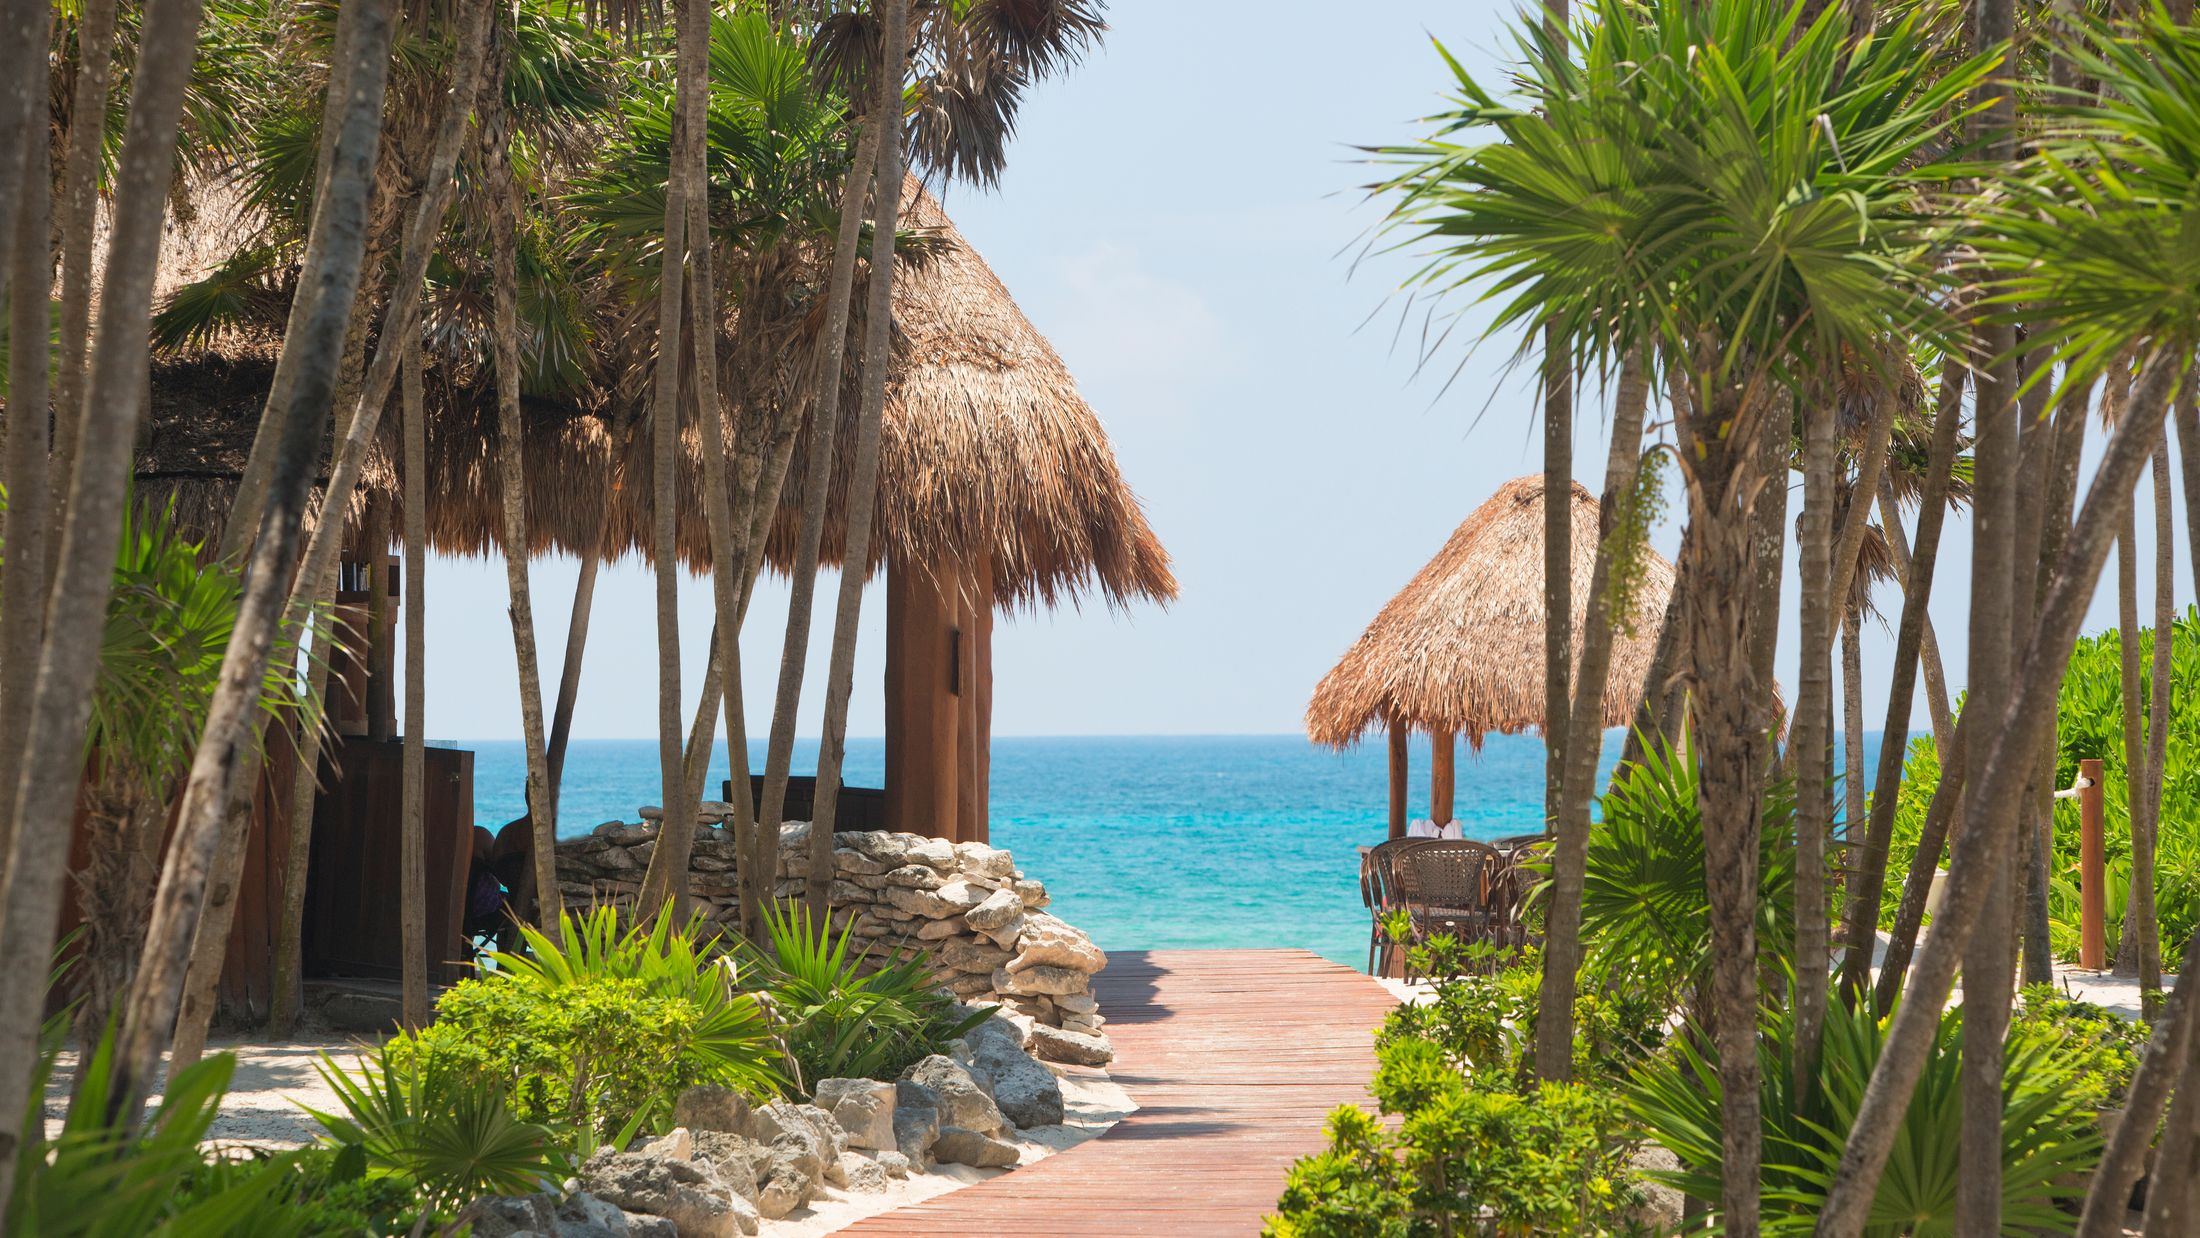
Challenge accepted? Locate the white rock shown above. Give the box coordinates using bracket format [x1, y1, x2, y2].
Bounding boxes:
[954, 842, 1017, 880]
[915, 918, 966, 941]
[1029, 1023, 1114, 1067]
[1008, 913, 1106, 974]
[813, 1078, 897, 1152]
[993, 964, 1088, 998]
[963, 887, 1022, 933]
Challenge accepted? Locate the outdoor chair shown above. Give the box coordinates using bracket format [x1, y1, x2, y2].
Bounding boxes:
[1361, 837, 1434, 976]
[1391, 839, 1510, 981]
[1486, 837, 1549, 952]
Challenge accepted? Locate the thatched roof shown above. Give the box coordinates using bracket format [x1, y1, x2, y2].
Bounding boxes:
[1305, 476, 1675, 750]
[132, 180, 1173, 612]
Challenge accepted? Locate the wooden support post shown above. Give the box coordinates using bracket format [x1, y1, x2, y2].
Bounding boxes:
[364, 497, 397, 742]
[1430, 729, 1455, 826]
[957, 559, 994, 845]
[884, 560, 960, 841]
[2080, 757, 2106, 970]
[1387, 724, 1408, 840]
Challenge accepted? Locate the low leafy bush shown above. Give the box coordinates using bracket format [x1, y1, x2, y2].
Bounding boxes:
[177, 1147, 420, 1238]
[309, 1041, 566, 1218]
[1630, 998, 2104, 1235]
[1269, 956, 1654, 1237]
[739, 899, 991, 1095]
[2008, 983, 2148, 1110]
[402, 905, 779, 1136]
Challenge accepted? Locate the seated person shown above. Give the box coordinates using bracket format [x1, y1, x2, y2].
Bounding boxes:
[464, 826, 506, 932]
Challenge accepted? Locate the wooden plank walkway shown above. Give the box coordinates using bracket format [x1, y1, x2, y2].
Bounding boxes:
[840, 948, 1396, 1237]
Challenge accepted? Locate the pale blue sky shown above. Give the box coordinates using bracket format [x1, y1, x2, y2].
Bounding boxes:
[412, 0, 2193, 742]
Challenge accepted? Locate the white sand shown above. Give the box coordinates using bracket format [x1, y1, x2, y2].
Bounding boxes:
[44, 1040, 1136, 1238]
[759, 1069, 1135, 1238]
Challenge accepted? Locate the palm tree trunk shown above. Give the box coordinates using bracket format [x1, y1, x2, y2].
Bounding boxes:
[0, 0, 216, 1192]
[0, 0, 52, 888]
[1541, 333, 1572, 836]
[2077, 947, 2200, 1237]
[1957, 314, 2021, 1238]
[639, 0, 698, 922]
[1536, 349, 1648, 1081]
[1842, 608, 1864, 843]
[1835, 354, 1964, 1001]
[808, 0, 910, 922]
[52, 0, 120, 552]
[2133, 441, 2172, 1011]
[1674, 369, 1784, 1238]
[2022, 381, 2094, 988]
[266, 561, 340, 1039]
[637, 0, 721, 921]
[400, 325, 430, 1029]
[1792, 377, 1838, 1094]
[0, 0, 42, 318]
[92, 0, 396, 1137]
[2116, 514, 2146, 979]
[756, 109, 882, 853]
[546, 530, 606, 801]
[486, 116, 561, 932]
[1815, 347, 2178, 1238]
[2137, 1012, 2200, 1233]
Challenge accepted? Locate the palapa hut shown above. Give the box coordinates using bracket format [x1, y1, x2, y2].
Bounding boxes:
[119, 178, 1170, 1009]
[1307, 476, 1672, 838]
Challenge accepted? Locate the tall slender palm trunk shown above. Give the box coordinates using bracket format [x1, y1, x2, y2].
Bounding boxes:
[1841, 610, 1864, 866]
[757, 110, 883, 859]
[1816, 348, 2178, 1238]
[1536, 350, 1647, 1081]
[2130, 442, 2172, 1010]
[52, 0, 121, 546]
[546, 533, 606, 801]
[0, 0, 222, 1195]
[400, 330, 430, 1029]
[94, 0, 396, 1136]
[2115, 516, 2146, 979]
[1792, 379, 1837, 1092]
[486, 115, 561, 931]
[0, 0, 53, 888]
[636, 0, 721, 921]
[1541, 335, 1572, 834]
[808, 0, 911, 920]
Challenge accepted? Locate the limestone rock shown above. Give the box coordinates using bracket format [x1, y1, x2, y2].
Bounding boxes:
[936, 938, 1012, 975]
[977, 913, 1026, 952]
[623, 1213, 678, 1238]
[579, 1150, 749, 1238]
[836, 1152, 890, 1194]
[883, 885, 961, 919]
[689, 1131, 766, 1201]
[964, 1025, 1065, 1129]
[741, 1101, 846, 1168]
[934, 878, 988, 911]
[472, 1192, 649, 1238]
[754, 1134, 824, 1220]
[904, 1055, 1006, 1135]
[1029, 1023, 1114, 1066]
[954, 842, 1017, 880]
[892, 1080, 941, 1165]
[1008, 914, 1105, 974]
[931, 1126, 1020, 1169]
[942, 972, 996, 998]
[813, 1078, 897, 1151]
[882, 864, 945, 890]
[873, 1149, 914, 1179]
[992, 963, 1088, 998]
[963, 887, 1022, 933]
[636, 1128, 693, 1163]
[915, 918, 965, 941]
[832, 848, 890, 876]
[1052, 991, 1099, 1016]
[1013, 877, 1048, 908]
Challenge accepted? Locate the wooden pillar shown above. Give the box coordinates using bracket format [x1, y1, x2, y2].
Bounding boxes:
[884, 559, 961, 841]
[364, 497, 397, 742]
[956, 559, 994, 845]
[2079, 757, 2106, 970]
[1387, 723, 1409, 840]
[1430, 729, 1455, 826]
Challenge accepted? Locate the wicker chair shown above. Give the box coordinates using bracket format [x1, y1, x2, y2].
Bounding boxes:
[1487, 837, 1550, 952]
[1391, 839, 1509, 980]
[1360, 838, 1433, 976]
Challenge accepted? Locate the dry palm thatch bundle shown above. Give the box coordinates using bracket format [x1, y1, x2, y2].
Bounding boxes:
[1307, 476, 1673, 750]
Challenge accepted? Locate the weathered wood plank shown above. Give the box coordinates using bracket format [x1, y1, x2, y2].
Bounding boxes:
[839, 948, 1395, 1236]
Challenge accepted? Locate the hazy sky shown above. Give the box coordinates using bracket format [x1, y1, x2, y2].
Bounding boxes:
[412, 0, 2195, 743]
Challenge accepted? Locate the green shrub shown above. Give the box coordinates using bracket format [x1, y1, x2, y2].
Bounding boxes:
[1379, 954, 1665, 1092]
[2008, 983, 2148, 1110]
[738, 900, 991, 1095]
[405, 905, 779, 1136]
[1630, 997, 2103, 1235]
[177, 1147, 420, 1238]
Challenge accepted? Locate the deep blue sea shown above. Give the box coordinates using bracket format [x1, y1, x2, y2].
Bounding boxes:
[457, 732, 1894, 969]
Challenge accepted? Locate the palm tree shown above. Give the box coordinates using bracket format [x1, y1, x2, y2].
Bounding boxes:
[400, 311, 431, 1030]
[1374, 9, 1979, 1226]
[52, 0, 124, 547]
[0, 0, 242, 1200]
[1821, 15, 2200, 1229]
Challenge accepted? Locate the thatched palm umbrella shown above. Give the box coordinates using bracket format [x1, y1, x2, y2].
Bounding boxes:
[1307, 475, 1673, 838]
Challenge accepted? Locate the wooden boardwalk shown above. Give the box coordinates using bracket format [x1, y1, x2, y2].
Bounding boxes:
[841, 948, 1396, 1237]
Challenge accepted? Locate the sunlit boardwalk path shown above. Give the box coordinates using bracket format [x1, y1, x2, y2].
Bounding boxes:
[842, 948, 1395, 1237]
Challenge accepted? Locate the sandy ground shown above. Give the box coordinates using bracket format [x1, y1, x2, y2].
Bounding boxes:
[41, 1035, 371, 1147]
[759, 1069, 1135, 1238]
[43, 1040, 1134, 1237]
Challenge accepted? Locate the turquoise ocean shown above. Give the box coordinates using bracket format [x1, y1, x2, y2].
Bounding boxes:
[461, 732, 1894, 969]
